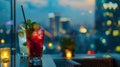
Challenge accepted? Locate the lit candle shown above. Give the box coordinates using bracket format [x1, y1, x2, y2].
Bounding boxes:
[65, 49, 72, 59]
[0, 48, 10, 67]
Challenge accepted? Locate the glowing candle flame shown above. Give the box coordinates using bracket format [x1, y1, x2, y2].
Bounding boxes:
[65, 49, 72, 59]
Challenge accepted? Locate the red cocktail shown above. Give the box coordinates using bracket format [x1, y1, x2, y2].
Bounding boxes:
[20, 19, 52, 66]
[26, 29, 44, 57]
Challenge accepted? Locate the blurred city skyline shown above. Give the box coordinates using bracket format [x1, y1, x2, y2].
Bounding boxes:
[0, 0, 95, 28]
[0, 0, 120, 54]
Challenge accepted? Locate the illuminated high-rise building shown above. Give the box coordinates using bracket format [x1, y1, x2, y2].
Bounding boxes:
[95, 0, 105, 31]
[95, 0, 120, 52]
[48, 13, 60, 36]
[55, 13, 60, 36]
[60, 18, 70, 34]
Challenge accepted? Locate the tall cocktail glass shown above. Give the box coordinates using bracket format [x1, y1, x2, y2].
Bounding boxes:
[26, 28, 44, 57]
[26, 27, 44, 67]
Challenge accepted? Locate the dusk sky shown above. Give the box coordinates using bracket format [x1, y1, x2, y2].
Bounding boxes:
[0, 0, 95, 28]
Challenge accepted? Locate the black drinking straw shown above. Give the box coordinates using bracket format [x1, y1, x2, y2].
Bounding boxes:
[21, 5, 27, 28]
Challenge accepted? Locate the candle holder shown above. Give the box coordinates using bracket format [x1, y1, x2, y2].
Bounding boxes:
[0, 48, 10, 67]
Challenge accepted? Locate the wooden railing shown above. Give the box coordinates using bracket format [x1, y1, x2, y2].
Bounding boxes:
[73, 58, 115, 67]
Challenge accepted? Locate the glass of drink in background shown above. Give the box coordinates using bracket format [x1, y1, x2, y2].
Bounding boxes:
[18, 30, 28, 58]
